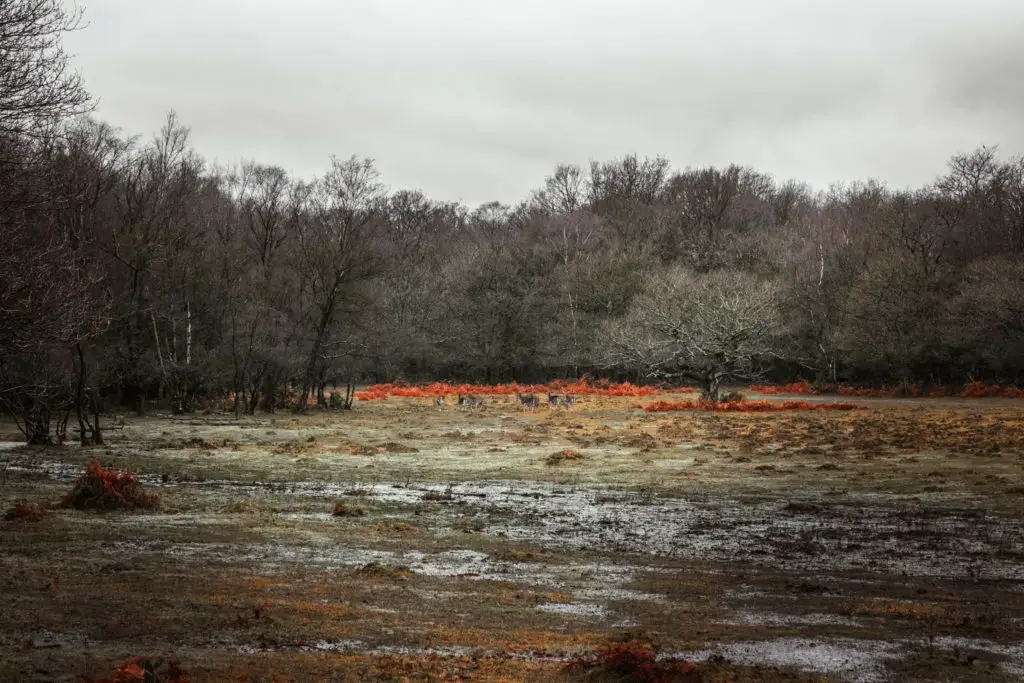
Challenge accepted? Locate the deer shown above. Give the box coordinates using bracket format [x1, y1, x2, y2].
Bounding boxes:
[547, 393, 561, 407]
[517, 393, 539, 410]
[434, 396, 445, 410]
[560, 395, 576, 408]
[459, 394, 483, 409]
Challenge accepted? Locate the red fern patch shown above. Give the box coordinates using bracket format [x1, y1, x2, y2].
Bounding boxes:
[76, 656, 189, 683]
[750, 379, 815, 395]
[354, 378, 697, 401]
[3, 502, 47, 522]
[751, 380, 1023, 399]
[61, 460, 159, 512]
[564, 640, 699, 681]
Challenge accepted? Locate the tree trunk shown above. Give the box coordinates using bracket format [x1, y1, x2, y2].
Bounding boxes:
[701, 371, 722, 403]
[185, 300, 192, 366]
[261, 371, 278, 413]
[151, 310, 166, 401]
[247, 387, 260, 415]
[296, 297, 337, 412]
[135, 380, 146, 416]
[75, 344, 89, 443]
[55, 409, 70, 445]
[92, 399, 104, 446]
[74, 344, 104, 446]
[16, 400, 53, 446]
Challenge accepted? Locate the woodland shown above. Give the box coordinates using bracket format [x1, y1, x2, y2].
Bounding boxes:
[3, 1, 1024, 445]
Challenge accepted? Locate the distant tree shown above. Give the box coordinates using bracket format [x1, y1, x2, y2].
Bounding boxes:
[225, 161, 302, 414]
[658, 164, 775, 271]
[603, 268, 783, 400]
[534, 163, 587, 215]
[0, 0, 90, 140]
[0, 1, 107, 443]
[293, 156, 386, 409]
[101, 112, 203, 413]
[947, 255, 1024, 379]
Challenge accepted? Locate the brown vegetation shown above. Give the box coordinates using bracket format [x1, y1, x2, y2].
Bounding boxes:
[76, 656, 190, 683]
[3, 502, 47, 522]
[60, 460, 159, 511]
[547, 448, 587, 465]
[565, 640, 699, 681]
[643, 399, 862, 413]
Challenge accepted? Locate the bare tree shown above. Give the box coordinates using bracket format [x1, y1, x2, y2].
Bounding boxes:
[0, 2, 110, 443]
[0, 0, 90, 140]
[102, 112, 203, 413]
[0, 219, 108, 443]
[293, 156, 386, 409]
[603, 268, 783, 400]
[219, 162, 302, 413]
[535, 164, 587, 215]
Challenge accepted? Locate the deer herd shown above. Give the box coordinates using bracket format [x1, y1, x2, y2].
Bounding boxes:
[434, 393, 577, 410]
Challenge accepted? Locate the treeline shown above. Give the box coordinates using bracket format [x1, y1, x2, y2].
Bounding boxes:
[2, 1, 1023, 443]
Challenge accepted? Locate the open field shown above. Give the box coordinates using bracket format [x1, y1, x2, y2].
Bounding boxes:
[2, 393, 1024, 681]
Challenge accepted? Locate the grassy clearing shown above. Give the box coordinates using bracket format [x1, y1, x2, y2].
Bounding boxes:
[1, 395, 1023, 681]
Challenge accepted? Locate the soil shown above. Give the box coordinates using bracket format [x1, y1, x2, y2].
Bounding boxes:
[2, 393, 1023, 681]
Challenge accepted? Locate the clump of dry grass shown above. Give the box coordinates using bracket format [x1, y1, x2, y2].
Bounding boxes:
[224, 499, 262, 514]
[354, 563, 413, 581]
[546, 449, 586, 465]
[564, 639, 698, 681]
[3, 502, 47, 522]
[78, 656, 190, 683]
[422, 486, 455, 502]
[643, 399, 862, 413]
[377, 441, 418, 453]
[371, 521, 418, 535]
[61, 460, 159, 512]
[332, 501, 365, 517]
[184, 437, 220, 450]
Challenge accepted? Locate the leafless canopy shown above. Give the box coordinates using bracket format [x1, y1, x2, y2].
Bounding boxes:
[604, 268, 782, 397]
[0, 0, 90, 140]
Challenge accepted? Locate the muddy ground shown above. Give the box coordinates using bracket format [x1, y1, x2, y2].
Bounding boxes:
[2, 394, 1024, 682]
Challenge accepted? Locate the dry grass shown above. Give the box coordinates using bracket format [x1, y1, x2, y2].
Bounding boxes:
[546, 448, 586, 465]
[2, 397, 1023, 682]
[3, 502, 47, 522]
[645, 408, 1024, 458]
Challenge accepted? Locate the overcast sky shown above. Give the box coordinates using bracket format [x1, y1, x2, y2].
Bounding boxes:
[65, 0, 1024, 207]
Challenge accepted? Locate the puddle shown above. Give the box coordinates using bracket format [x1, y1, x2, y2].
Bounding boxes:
[231, 634, 1024, 682]
[718, 611, 862, 627]
[677, 637, 900, 682]
[99, 539, 654, 599]
[535, 602, 608, 619]
[257, 480, 1024, 580]
[237, 638, 572, 662]
[7, 449, 1021, 581]
[676, 635, 1024, 682]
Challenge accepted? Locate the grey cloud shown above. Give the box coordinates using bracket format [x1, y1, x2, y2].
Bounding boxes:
[64, 0, 1024, 205]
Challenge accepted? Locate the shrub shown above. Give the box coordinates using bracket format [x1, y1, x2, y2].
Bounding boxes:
[564, 640, 698, 682]
[546, 448, 586, 465]
[332, 501, 365, 517]
[61, 460, 159, 512]
[76, 656, 190, 683]
[3, 502, 47, 522]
